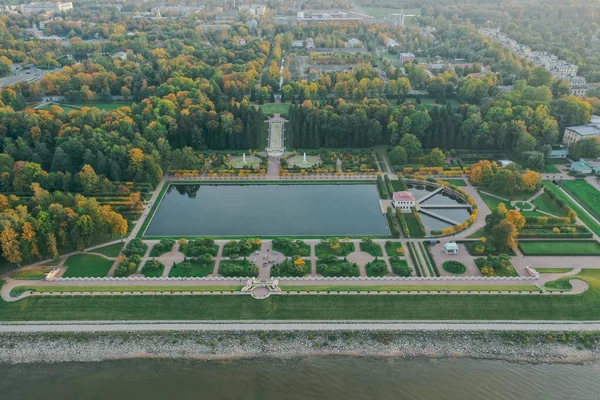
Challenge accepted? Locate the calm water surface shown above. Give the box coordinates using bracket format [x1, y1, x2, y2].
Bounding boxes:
[1, 357, 599, 400]
[145, 184, 389, 236]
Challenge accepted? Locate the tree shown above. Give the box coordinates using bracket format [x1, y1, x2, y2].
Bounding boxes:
[423, 148, 446, 166]
[505, 210, 526, 230]
[570, 137, 600, 160]
[484, 208, 505, 234]
[0, 56, 12, 78]
[490, 220, 518, 251]
[527, 67, 553, 87]
[76, 164, 99, 193]
[551, 79, 570, 98]
[388, 146, 408, 165]
[1, 224, 22, 266]
[522, 170, 541, 191]
[469, 160, 498, 185]
[399, 134, 422, 161]
[521, 151, 545, 171]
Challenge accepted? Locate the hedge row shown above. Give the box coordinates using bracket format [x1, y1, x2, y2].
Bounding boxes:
[395, 208, 410, 238]
[411, 208, 427, 237]
[407, 242, 423, 277]
[384, 175, 395, 196]
[422, 242, 440, 277]
[419, 242, 434, 276]
[377, 175, 388, 199]
[395, 174, 408, 191]
[518, 232, 593, 239]
[386, 207, 400, 238]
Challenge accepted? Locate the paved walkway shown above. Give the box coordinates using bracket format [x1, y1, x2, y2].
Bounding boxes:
[2, 320, 600, 332]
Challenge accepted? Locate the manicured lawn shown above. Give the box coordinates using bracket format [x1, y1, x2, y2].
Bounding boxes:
[11, 285, 243, 297]
[366, 260, 388, 277]
[482, 188, 533, 201]
[479, 192, 511, 211]
[390, 180, 408, 192]
[80, 102, 130, 110]
[90, 243, 123, 257]
[441, 179, 467, 187]
[260, 103, 290, 115]
[315, 242, 355, 257]
[404, 213, 425, 237]
[42, 259, 62, 266]
[24, 268, 600, 320]
[11, 268, 52, 280]
[466, 227, 486, 238]
[542, 182, 600, 236]
[545, 278, 573, 291]
[62, 254, 113, 278]
[169, 260, 214, 278]
[531, 192, 568, 217]
[280, 285, 539, 292]
[359, 6, 404, 17]
[560, 180, 600, 222]
[518, 240, 600, 255]
[384, 241, 404, 256]
[536, 268, 573, 273]
[543, 164, 561, 173]
[359, 241, 383, 257]
[514, 201, 532, 210]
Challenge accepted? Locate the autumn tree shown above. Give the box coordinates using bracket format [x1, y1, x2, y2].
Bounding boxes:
[76, 164, 100, 194]
[506, 210, 526, 230]
[490, 220, 518, 251]
[1, 224, 22, 266]
[522, 170, 541, 191]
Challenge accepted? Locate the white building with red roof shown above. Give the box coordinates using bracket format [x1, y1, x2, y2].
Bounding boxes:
[392, 191, 416, 213]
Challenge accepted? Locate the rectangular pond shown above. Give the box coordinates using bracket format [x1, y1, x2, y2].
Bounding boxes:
[144, 184, 390, 237]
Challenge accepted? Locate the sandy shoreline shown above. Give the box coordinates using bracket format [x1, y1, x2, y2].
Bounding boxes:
[1, 330, 600, 365]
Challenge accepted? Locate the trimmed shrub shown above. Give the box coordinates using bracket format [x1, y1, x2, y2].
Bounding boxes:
[442, 261, 466, 274]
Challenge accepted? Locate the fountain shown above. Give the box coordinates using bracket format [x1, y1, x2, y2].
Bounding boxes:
[303, 152, 307, 163]
[242, 153, 247, 164]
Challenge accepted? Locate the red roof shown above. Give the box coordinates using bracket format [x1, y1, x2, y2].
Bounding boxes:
[393, 191, 415, 202]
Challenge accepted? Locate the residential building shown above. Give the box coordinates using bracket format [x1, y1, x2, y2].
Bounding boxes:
[570, 84, 599, 98]
[305, 38, 315, 50]
[399, 52, 415, 63]
[296, 10, 372, 25]
[549, 149, 569, 159]
[562, 118, 600, 146]
[22, 2, 73, 14]
[291, 40, 303, 48]
[392, 191, 416, 213]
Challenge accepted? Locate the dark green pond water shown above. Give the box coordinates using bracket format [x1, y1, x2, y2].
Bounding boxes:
[1, 357, 599, 399]
[145, 184, 389, 236]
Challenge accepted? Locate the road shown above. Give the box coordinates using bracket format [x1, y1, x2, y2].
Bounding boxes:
[1, 320, 600, 332]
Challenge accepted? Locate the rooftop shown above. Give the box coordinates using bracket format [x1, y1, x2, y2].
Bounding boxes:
[566, 125, 600, 136]
[393, 191, 416, 202]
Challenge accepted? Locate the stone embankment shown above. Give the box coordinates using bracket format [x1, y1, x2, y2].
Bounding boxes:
[0, 330, 598, 364]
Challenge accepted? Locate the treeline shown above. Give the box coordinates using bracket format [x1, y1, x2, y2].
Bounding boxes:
[0, 184, 127, 265]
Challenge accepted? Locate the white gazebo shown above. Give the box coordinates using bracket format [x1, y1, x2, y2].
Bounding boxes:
[444, 242, 459, 254]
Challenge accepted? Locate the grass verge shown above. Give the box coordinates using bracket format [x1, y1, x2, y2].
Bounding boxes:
[62, 254, 113, 278]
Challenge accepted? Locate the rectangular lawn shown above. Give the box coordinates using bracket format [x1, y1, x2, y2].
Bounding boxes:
[559, 180, 600, 221]
[62, 254, 113, 278]
[518, 240, 600, 255]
